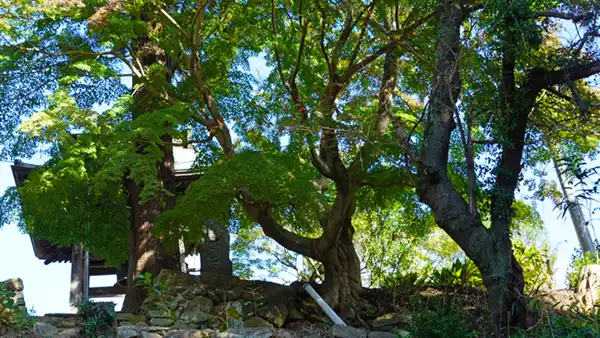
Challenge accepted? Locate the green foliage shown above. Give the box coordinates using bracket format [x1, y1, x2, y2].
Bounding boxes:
[379, 272, 428, 288]
[0, 284, 35, 331]
[382, 237, 554, 292]
[135, 272, 178, 321]
[567, 243, 600, 289]
[157, 149, 324, 250]
[0, 187, 22, 230]
[242, 287, 266, 318]
[17, 144, 130, 265]
[76, 300, 116, 338]
[512, 309, 600, 337]
[408, 306, 478, 338]
[513, 239, 554, 292]
[429, 259, 484, 288]
[0, 284, 17, 327]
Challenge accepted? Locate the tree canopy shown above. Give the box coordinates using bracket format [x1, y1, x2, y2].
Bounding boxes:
[0, 0, 599, 335]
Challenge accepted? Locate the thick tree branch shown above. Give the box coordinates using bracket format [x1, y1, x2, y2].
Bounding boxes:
[544, 86, 573, 102]
[416, 0, 495, 281]
[330, 4, 356, 73]
[566, 80, 589, 116]
[344, 10, 435, 82]
[158, 7, 189, 41]
[535, 10, 593, 22]
[348, 2, 376, 68]
[317, 2, 333, 78]
[191, 0, 209, 47]
[235, 187, 321, 260]
[535, 59, 600, 87]
[349, 48, 397, 175]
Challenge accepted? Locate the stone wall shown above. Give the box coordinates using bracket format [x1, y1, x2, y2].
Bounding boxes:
[136, 269, 331, 330]
[117, 269, 408, 337]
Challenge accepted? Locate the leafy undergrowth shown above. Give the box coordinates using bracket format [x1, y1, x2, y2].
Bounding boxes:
[362, 285, 600, 337]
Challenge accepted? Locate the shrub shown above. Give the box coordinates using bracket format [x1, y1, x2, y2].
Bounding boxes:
[408, 306, 478, 338]
[0, 284, 35, 331]
[77, 300, 116, 338]
[566, 241, 600, 289]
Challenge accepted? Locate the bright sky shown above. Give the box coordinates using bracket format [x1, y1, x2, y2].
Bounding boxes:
[0, 52, 596, 315]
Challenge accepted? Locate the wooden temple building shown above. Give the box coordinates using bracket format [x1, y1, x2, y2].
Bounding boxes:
[11, 157, 201, 308]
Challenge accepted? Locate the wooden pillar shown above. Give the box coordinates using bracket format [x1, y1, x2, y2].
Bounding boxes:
[83, 251, 89, 300]
[69, 244, 84, 311]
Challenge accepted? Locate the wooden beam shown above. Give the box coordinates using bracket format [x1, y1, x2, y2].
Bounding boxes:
[69, 244, 83, 309]
[89, 266, 118, 276]
[89, 286, 126, 298]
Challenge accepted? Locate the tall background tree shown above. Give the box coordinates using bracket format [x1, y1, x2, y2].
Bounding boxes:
[404, 0, 600, 334]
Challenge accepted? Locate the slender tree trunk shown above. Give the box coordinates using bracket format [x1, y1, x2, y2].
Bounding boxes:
[552, 154, 596, 254]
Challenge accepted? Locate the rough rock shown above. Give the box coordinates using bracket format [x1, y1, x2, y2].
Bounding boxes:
[117, 312, 136, 321]
[136, 322, 150, 329]
[332, 324, 368, 338]
[180, 296, 213, 324]
[56, 328, 81, 338]
[163, 329, 215, 337]
[172, 320, 190, 329]
[145, 326, 172, 332]
[286, 307, 304, 322]
[244, 316, 273, 329]
[272, 330, 295, 338]
[576, 264, 600, 311]
[282, 321, 307, 331]
[148, 309, 171, 318]
[155, 269, 198, 289]
[150, 318, 175, 326]
[200, 219, 233, 278]
[217, 328, 274, 338]
[257, 303, 288, 328]
[117, 326, 139, 338]
[188, 296, 214, 313]
[36, 314, 82, 329]
[369, 330, 408, 338]
[371, 312, 411, 330]
[141, 332, 163, 338]
[33, 322, 59, 336]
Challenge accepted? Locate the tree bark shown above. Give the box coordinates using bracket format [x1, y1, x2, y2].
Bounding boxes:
[319, 224, 362, 316]
[483, 253, 526, 335]
[122, 29, 179, 312]
[122, 139, 179, 312]
[323, 239, 361, 313]
[415, 1, 528, 335]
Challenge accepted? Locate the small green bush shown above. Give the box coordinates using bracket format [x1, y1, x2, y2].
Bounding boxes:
[77, 300, 116, 338]
[0, 284, 35, 331]
[408, 306, 478, 338]
[566, 242, 600, 289]
[512, 312, 600, 337]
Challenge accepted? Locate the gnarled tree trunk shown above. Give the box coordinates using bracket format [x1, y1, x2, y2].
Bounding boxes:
[319, 225, 362, 315]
